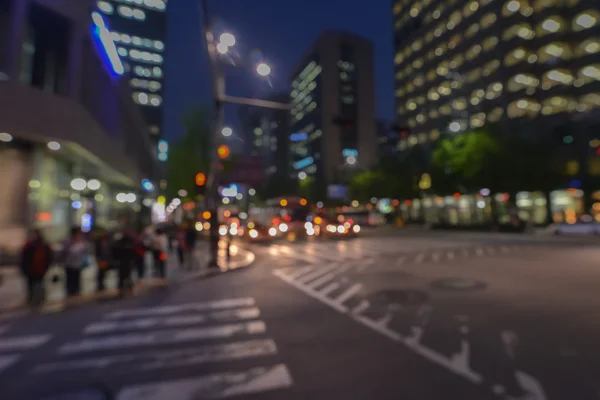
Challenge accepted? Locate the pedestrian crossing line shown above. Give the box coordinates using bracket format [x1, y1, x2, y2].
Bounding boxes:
[307, 269, 344, 290]
[447, 251, 455, 260]
[59, 321, 267, 355]
[295, 265, 339, 284]
[35, 338, 278, 374]
[106, 298, 255, 319]
[333, 283, 362, 306]
[0, 354, 20, 373]
[270, 245, 320, 264]
[116, 363, 293, 400]
[273, 270, 347, 313]
[286, 266, 313, 279]
[432, 253, 441, 262]
[0, 334, 51, 352]
[84, 307, 261, 334]
[319, 282, 340, 296]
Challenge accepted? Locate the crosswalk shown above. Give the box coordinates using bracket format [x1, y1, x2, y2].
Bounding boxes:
[24, 297, 293, 399]
[0, 313, 50, 375]
[256, 237, 532, 270]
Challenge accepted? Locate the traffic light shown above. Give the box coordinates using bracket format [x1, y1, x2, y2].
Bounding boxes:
[195, 172, 206, 195]
[391, 124, 411, 138]
[217, 145, 230, 159]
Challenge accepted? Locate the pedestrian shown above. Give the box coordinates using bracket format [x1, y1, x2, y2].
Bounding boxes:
[134, 229, 147, 280]
[152, 228, 169, 279]
[19, 229, 53, 305]
[114, 229, 136, 296]
[176, 227, 187, 268]
[62, 227, 89, 297]
[184, 224, 198, 269]
[95, 232, 112, 292]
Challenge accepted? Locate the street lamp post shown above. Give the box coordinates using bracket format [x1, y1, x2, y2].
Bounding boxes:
[198, 0, 290, 267]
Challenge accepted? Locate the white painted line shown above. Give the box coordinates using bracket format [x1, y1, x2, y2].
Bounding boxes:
[351, 300, 370, 315]
[319, 282, 340, 296]
[295, 265, 338, 284]
[286, 266, 313, 279]
[0, 354, 20, 373]
[0, 335, 51, 352]
[106, 298, 255, 319]
[307, 272, 337, 289]
[333, 283, 362, 305]
[85, 307, 261, 334]
[415, 253, 425, 263]
[117, 364, 293, 400]
[35, 339, 277, 373]
[59, 321, 267, 354]
[273, 271, 347, 313]
[475, 248, 484, 256]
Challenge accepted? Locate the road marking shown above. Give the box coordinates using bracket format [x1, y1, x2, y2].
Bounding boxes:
[415, 253, 425, 264]
[0, 335, 51, 352]
[84, 307, 260, 334]
[333, 284, 362, 305]
[273, 271, 347, 313]
[117, 364, 292, 400]
[446, 252, 455, 260]
[475, 248, 484, 256]
[59, 321, 267, 354]
[351, 300, 370, 314]
[0, 354, 20, 373]
[106, 298, 255, 319]
[307, 272, 337, 289]
[295, 265, 338, 284]
[500, 246, 510, 253]
[286, 266, 313, 279]
[35, 339, 277, 373]
[319, 283, 339, 296]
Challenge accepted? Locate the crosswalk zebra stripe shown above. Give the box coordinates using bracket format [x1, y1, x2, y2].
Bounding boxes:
[307, 272, 337, 289]
[35, 339, 277, 374]
[116, 364, 293, 400]
[59, 321, 267, 354]
[84, 307, 261, 334]
[0, 354, 20, 373]
[0, 335, 51, 352]
[319, 282, 340, 296]
[333, 283, 362, 305]
[295, 265, 339, 284]
[106, 298, 255, 319]
[286, 266, 313, 279]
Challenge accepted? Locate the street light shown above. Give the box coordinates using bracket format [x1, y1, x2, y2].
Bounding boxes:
[298, 172, 307, 180]
[449, 121, 461, 133]
[256, 62, 271, 77]
[221, 126, 233, 137]
[216, 42, 229, 54]
[219, 32, 236, 47]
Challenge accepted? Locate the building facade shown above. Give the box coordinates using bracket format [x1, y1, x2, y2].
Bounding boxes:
[393, 0, 600, 151]
[290, 31, 377, 200]
[0, 0, 159, 252]
[95, 0, 167, 142]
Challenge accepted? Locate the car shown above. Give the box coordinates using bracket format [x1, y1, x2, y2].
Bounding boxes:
[310, 215, 360, 238]
[245, 222, 279, 242]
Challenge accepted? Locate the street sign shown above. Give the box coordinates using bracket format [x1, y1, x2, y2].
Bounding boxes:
[222, 156, 264, 187]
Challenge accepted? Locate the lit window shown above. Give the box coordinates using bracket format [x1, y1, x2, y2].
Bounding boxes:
[482, 59, 500, 76]
[448, 11, 462, 29]
[509, 74, 539, 92]
[429, 109, 440, 118]
[149, 125, 160, 135]
[532, 0, 553, 12]
[453, 97, 467, 111]
[466, 23, 480, 38]
[467, 68, 482, 83]
[580, 39, 600, 55]
[504, 24, 534, 40]
[133, 92, 149, 105]
[425, 31, 434, 42]
[573, 11, 599, 31]
[538, 42, 571, 63]
[482, 37, 498, 51]
[470, 112, 486, 128]
[505, 47, 528, 66]
[426, 69, 436, 81]
[449, 33, 462, 49]
[416, 114, 426, 123]
[132, 9, 145, 20]
[579, 65, 600, 84]
[464, 1, 479, 17]
[394, 52, 404, 65]
[430, 129, 440, 140]
[154, 41, 165, 51]
[542, 69, 574, 89]
[481, 13, 497, 28]
[153, 67, 163, 77]
[411, 40, 422, 52]
[117, 47, 128, 57]
[486, 82, 504, 99]
[428, 89, 440, 101]
[97, 1, 114, 14]
[488, 107, 504, 122]
[508, 98, 541, 118]
[503, 0, 521, 15]
[579, 93, 600, 111]
[466, 44, 482, 60]
[449, 54, 464, 69]
[393, 2, 402, 15]
[541, 96, 573, 115]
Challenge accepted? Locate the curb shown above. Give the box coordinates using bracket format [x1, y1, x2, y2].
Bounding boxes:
[182, 245, 255, 281]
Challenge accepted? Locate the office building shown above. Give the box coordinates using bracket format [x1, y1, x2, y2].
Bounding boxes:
[0, 0, 159, 253]
[290, 31, 377, 199]
[238, 93, 290, 184]
[393, 0, 600, 151]
[96, 0, 167, 141]
[377, 120, 400, 157]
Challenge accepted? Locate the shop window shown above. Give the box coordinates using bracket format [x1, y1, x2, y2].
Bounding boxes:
[481, 13, 497, 28]
[573, 10, 599, 32]
[507, 98, 540, 118]
[538, 42, 571, 63]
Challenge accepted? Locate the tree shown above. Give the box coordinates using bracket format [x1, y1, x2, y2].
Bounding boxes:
[166, 107, 213, 199]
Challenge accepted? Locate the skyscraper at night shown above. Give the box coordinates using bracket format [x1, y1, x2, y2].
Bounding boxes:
[96, 0, 168, 142]
[392, 0, 599, 151]
[290, 31, 377, 200]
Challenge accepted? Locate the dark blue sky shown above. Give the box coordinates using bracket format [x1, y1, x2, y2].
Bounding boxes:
[163, 0, 394, 141]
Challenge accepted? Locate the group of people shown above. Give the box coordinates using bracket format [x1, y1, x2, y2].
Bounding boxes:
[19, 224, 196, 305]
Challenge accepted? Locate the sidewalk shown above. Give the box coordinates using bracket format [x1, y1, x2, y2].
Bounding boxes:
[0, 240, 254, 314]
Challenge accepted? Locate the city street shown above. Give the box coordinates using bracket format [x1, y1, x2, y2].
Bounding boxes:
[1, 231, 600, 399]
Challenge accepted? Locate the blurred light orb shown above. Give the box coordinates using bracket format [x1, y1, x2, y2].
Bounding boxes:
[449, 122, 461, 132]
[178, 189, 188, 197]
[346, 156, 357, 165]
[298, 172, 307, 180]
[216, 42, 229, 54]
[47, 141, 61, 151]
[249, 188, 256, 196]
[221, 127, 233, 137]
[0, 132, 13, 142]
[256, 62, 271, 76]
[87, 179, 101, 191]
[219, 33, 236, 47]
[70, 178, 87, 191]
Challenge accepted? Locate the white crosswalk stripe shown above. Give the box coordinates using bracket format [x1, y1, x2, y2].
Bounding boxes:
[27, 296, 293, 398]
[0, 335, 51, 352]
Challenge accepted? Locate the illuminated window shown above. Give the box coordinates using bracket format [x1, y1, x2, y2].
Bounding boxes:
[428, 88, 440, 101]
[438, 81, 452, 96]
[573, 11, 599, 31]
[505, 47, 529, 66]
[430, 129, 440, 141]
[509, 74, 539, 92]
[504, 23, 534, 40]
[97, 1, 113, 14]
[449, 34, 462, 49]
[488, 107, 504, 122]
[541, 96, 574, 115]
[466, 23, 480, 38]
[508, 98, 541, 118]
[449, 53, 464, 69]
[466, 44, 482, 60]
[542, 69, 574, 89]
[440, 103, 452, 115]
[448, 11, 462, 30]
[416, 96, 426, 105]
[453, 97, 467, 111]
[578, 65, 600, 84]
[412, 58, 424, 69]
[470, 112, 486, 128]
[482, 59, 500, 76]
[503, 0, 522, 16]
[393, 2, 402, 15]
[579, 93, 600, 111]
[464, 1, 479, 18]
[532, 0, 553, 12]
[481, 13, 497, 28]
[429, 109, 440, 118]
[467, 68, 482, 83]
[425, 31, 434, 42]
[486, 82, 503, 99]
[538, 42, 571, 63]
[118, 5, 146, 20]
[482, 37, 499, 52]
[133, 92, 148, 105]
[416, 114, 426, 123]
[579, 39, 600, 56]
[538, 16, 564, 35]
[394, 52, 404, 65]
[414, 75, 425, 87]
[426, 69, 436, 81]
[412, 40, 423, 52]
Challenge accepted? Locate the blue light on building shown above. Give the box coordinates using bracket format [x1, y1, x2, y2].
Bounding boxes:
[290, 132, 308, 142]
[294, 157, 314, 170]
[91, 12, 124, 77]
[158, 140, 168, 162]
[342, 148, 358, 157]
[142, 179, 154, 191]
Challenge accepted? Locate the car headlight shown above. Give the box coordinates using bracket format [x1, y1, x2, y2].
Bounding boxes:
[249, 229, 258, 238]
[268, 228, 277, 236]
[337, 225, 345, 234]
[327, 225, 336, 233]
[219, 226, 228, 236]
[353, 224, 361, 233]
[279, 223, 288, 233]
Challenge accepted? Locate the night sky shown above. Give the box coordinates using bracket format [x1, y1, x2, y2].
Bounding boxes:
[163, 0, 394, 142]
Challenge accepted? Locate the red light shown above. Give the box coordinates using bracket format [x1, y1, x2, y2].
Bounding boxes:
[217, 145, 230, 159]
[273, 217, 280, 225]
[453, 192, 461, 199]
[195, 172, 206, 186]
[283, 215, 291, 222]
[347, 219, 354, 225]
[596, 147, 600, 156]
[405, 200, 412, 206]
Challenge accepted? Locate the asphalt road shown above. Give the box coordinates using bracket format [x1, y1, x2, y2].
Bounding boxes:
[1, 231, 599, 399]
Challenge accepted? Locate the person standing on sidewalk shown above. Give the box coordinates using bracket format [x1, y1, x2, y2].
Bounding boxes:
[133, 229, 147, 280]
[114, 230, 136, 296]
[184, 224, 198, 270]
[62, 227, 89, 297]
[19, 229, 53, 305]
[176, 227, 187, 268]
[152, 228, 169, 280]
[95, 232, 112, 292]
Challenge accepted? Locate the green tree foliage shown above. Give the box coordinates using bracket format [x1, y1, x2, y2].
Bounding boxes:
[166, 107, 213, 199]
